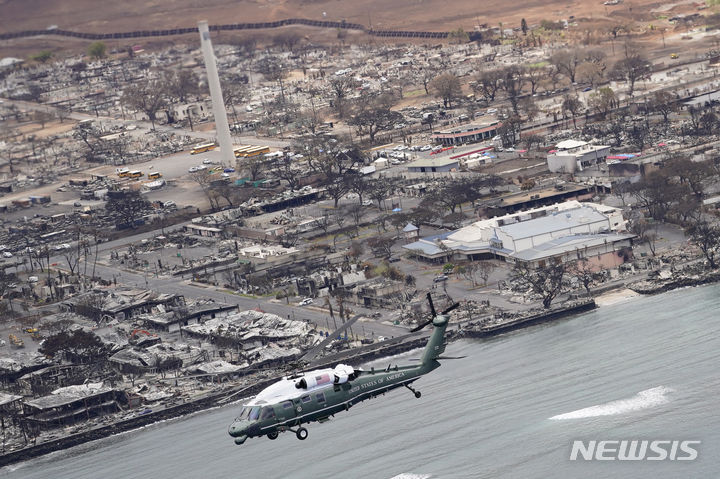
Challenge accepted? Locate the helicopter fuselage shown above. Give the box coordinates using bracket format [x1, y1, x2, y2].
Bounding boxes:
[228, 313, 449, 444]
[229, 363, 437, 444]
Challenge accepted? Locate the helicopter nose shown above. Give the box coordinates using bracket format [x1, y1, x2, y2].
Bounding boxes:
[228, 421, 245, 438]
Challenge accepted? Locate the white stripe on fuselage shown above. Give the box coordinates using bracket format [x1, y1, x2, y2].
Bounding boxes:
[257, 378, 416, 433]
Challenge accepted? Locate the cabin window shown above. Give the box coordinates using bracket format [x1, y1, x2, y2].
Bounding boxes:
[315, 393, 326, 403]
[301, 395, 311, 403]
[282, 401, 293, 409]
[261, 407, 276, 420]
[248, 407, 261, 421]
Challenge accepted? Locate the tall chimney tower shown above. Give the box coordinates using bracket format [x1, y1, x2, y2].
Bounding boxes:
[198, 20, 234, 166]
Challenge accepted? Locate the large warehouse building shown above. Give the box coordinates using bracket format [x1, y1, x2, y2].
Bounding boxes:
[403, 200, 633, 268]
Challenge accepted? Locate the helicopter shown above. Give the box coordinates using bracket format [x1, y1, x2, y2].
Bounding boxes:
[228, 294, 459, 445]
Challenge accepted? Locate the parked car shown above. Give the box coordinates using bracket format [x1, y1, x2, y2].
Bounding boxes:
[433, 274, 448, 283]
[202, 158, 213, 164]
[299, 298, 313, 306]
[188, 166, 200, 173]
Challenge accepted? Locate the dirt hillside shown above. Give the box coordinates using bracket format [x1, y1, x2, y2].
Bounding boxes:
[0, 0, 664, 35]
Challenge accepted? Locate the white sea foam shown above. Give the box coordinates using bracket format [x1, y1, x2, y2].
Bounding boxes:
[389, 474, 431, 479]
[549, 386, 673, 420]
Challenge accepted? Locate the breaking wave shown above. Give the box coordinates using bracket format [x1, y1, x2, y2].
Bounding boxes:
[549, 386, 673, 420]
[389, 474, 431, 479]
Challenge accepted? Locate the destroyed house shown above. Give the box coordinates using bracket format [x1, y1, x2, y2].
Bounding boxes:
[0, 392, 23, 416]
[18, 364, 84, 396]
[181, 311, 314, 350]
[62, 289, 184, 321]
[22, 383, 119, 430]
[143, 302, 238, 332]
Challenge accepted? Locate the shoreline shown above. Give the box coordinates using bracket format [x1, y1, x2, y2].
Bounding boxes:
[2, 274, 718, 468]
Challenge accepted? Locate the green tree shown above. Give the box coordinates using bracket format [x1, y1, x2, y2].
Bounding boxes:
[449, 28, 470, 44]
[30, 50, 53, 63]
[87, 41, 107, 60]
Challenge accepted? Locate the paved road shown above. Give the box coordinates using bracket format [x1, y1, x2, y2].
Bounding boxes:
[86, 258, 406, 340]
[37, 223, 407, 340]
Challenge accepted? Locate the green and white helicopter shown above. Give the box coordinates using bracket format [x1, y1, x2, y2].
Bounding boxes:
[228, 295, 459, 444]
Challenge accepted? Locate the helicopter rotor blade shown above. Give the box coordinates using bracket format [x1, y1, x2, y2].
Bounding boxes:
[218, 384, 255, 404]
[410, 318, 433, 333]
[442, 302, 460, 315]
[426, 292, 436, 317]
[301, 314, 362, 365]
[411, 296, 460, 333]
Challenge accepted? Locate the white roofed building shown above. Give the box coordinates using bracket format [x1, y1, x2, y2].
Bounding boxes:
[547, 139, 610, 173]
[403, 200, 633, 268]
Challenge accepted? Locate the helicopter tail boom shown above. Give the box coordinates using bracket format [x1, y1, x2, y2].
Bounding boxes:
[419, 314, 449, 368]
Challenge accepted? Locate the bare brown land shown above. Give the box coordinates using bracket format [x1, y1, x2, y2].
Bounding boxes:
[0, 0, 671, 33]
[0, 0, 696, 47]
[0, 0, 713, 65]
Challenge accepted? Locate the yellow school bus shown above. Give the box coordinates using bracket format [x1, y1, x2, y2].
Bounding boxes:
[242, 146, 270, 158]
[116, 167, 130, 178]
[148, 171, 162, 180]
[233, 146, 253, 158]
[191, 142, 217, 154]
[128, 170, 143, 179]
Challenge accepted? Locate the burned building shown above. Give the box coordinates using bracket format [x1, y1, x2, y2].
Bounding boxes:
[61, 288, 185, 321]
[22, 383, 119, 430]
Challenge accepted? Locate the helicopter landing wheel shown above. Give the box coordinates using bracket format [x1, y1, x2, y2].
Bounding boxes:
[296, 427, 308, 440]
[405, 383, 421, 399]
[267, 431, 279, 440]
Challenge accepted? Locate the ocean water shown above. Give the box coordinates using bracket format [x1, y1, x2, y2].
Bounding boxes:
[2, 284, 719, 479]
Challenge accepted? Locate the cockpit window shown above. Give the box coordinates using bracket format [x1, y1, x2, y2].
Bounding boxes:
[234, 407, 249, 421]
[260, 407, 276, 420]
[248, 406, 261, 421]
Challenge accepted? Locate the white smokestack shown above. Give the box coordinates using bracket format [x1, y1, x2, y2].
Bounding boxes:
[198, 20, 234, 167]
